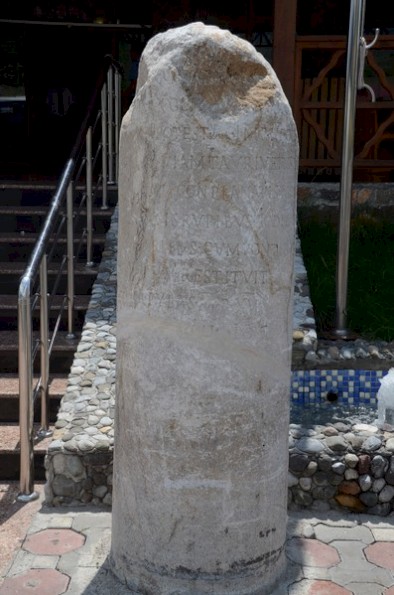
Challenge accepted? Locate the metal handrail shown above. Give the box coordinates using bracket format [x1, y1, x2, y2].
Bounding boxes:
[17, 56, 122, 501]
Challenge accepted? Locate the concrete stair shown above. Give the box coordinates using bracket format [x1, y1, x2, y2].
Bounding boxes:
[0, 184, 116, 481]
[0, 375, 68, 480]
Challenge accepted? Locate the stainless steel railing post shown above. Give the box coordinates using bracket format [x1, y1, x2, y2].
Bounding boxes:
[335, 0, 365, 336]
[38, 255, 52, 438]
[86, 126, 94, 267]
[66, 182, 75, 339]
[101, 84, 108, 210]
[114, 66, 121, 182]
[17, 278, 38, 502]
[107, 69, 114, 184]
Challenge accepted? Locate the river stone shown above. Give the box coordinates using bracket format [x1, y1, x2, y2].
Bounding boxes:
[378, 484, 394, 503]
[289, 453, 310, 473]
[371, 455, 389, 478]
[111, 22, 298, 595]
[338, 480, 361, 496]
[324, 435, 349, 452]
[362, 436, 383, 452]
[296, 437, 325, 454]
[331, 461, 346, 475]
[359, 492, 378, 507]
[344, 453, 359, 468]
[357, 454, 371, 474]
[359, 474, 373, 492]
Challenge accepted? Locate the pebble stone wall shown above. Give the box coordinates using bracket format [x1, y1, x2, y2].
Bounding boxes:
[45, 205, 394, 515]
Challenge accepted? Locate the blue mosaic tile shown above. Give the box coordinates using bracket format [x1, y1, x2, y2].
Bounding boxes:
[290, 368, 390, 407]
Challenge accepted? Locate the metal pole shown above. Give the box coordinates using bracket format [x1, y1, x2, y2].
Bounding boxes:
[17, 278, 38, 502]
[38, 255, 52, 438]
[114, 67, 122, 182]
[86, 126, 94, 266]
[107, 69, 114, 184]
[101, 84, 108, 210]
[66, 182, 75, 338]
[335, 0, 365, 336]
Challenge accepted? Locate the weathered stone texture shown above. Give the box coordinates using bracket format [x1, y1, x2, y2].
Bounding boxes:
[111, 21, 298, 595]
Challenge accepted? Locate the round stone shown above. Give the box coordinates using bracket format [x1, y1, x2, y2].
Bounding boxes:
[359, 491, 378, 507]
[372, 478, 386, 493]
[295, 438, 325, 454]
[362, 436, 383, 452]
[293, 491, 313, 506]
[338, 480, 360, 496]
[324, 436, 348, 452]
[353, 423, 378, 434]
[289, 453, 310, 473]
[78, 438, 96, 452]
[93, 485, 108, 499]
[357, 454, 371, 474]
[345, 468, 359, 481]
[359, 474, 373, 492]
[344, 453, 359, 468]
[288, 473, 299, 488]
[322, 426, 338, 436]
[378, 485, 394, 503]
[371, 455, 388, 478]
[303, 461, 318, 477]
[331, 462, 345, 475]
[299, 477, 312, 491]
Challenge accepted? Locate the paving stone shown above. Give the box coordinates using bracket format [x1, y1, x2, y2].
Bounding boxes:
[314, 524, 374, 545]
[330, 565, 394, 589]
[288, 579, 351, 594]
[345, 584, 391, 595]
[286, 537, 340, 567]
[24, 529, 85, 556]
[0, 569, 70, 595]
[369, 528, 394, 542]
[7, 550, 37, 576]
[329, 541, 394, 587]
[365, 542, 394, 569]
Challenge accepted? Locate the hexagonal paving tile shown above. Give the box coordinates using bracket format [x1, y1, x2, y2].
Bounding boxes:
[289, 579, 352, 594]
[23, 528, 85, 556]
[0, 568, 69, 594]
[365, 542, 394, 570]
[287, 537, 341, 568]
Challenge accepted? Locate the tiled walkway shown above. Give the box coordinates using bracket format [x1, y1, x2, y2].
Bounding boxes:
[1, 493, 394, 594]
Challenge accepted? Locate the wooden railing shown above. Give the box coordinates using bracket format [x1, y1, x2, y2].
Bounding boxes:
[294, 35, 394, 182]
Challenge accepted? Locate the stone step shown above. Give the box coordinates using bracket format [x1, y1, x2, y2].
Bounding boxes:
[0, 205, 114, 217]
[0, 423, 54, 481]
[0, 232, 107, 245]
[0, 330, 79, 351]
[0, 294, 91, 311]
[0, 262, 98, 276]
[0, 331, 80, 374]
[0, 375, 67, 423]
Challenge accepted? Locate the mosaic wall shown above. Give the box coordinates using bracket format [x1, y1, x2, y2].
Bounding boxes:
[291, 369, 387, 407]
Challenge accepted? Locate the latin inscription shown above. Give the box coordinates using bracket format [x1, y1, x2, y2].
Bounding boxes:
[179, 269, 266, 285]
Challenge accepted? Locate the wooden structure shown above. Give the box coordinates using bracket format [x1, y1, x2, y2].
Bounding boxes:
[1, 0, 394, 182]
[274, 0, 394, 182]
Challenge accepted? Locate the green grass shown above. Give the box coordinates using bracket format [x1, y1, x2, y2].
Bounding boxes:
[298, 211, 394, 342]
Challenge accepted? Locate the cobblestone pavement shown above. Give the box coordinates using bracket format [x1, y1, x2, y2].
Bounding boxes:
[1, 490, 394, 595]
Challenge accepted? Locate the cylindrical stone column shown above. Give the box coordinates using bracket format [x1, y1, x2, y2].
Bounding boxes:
[111, 22, 298, 595]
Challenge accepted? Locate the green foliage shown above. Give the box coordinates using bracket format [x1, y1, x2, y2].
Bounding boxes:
[298, 213, 394, 341]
